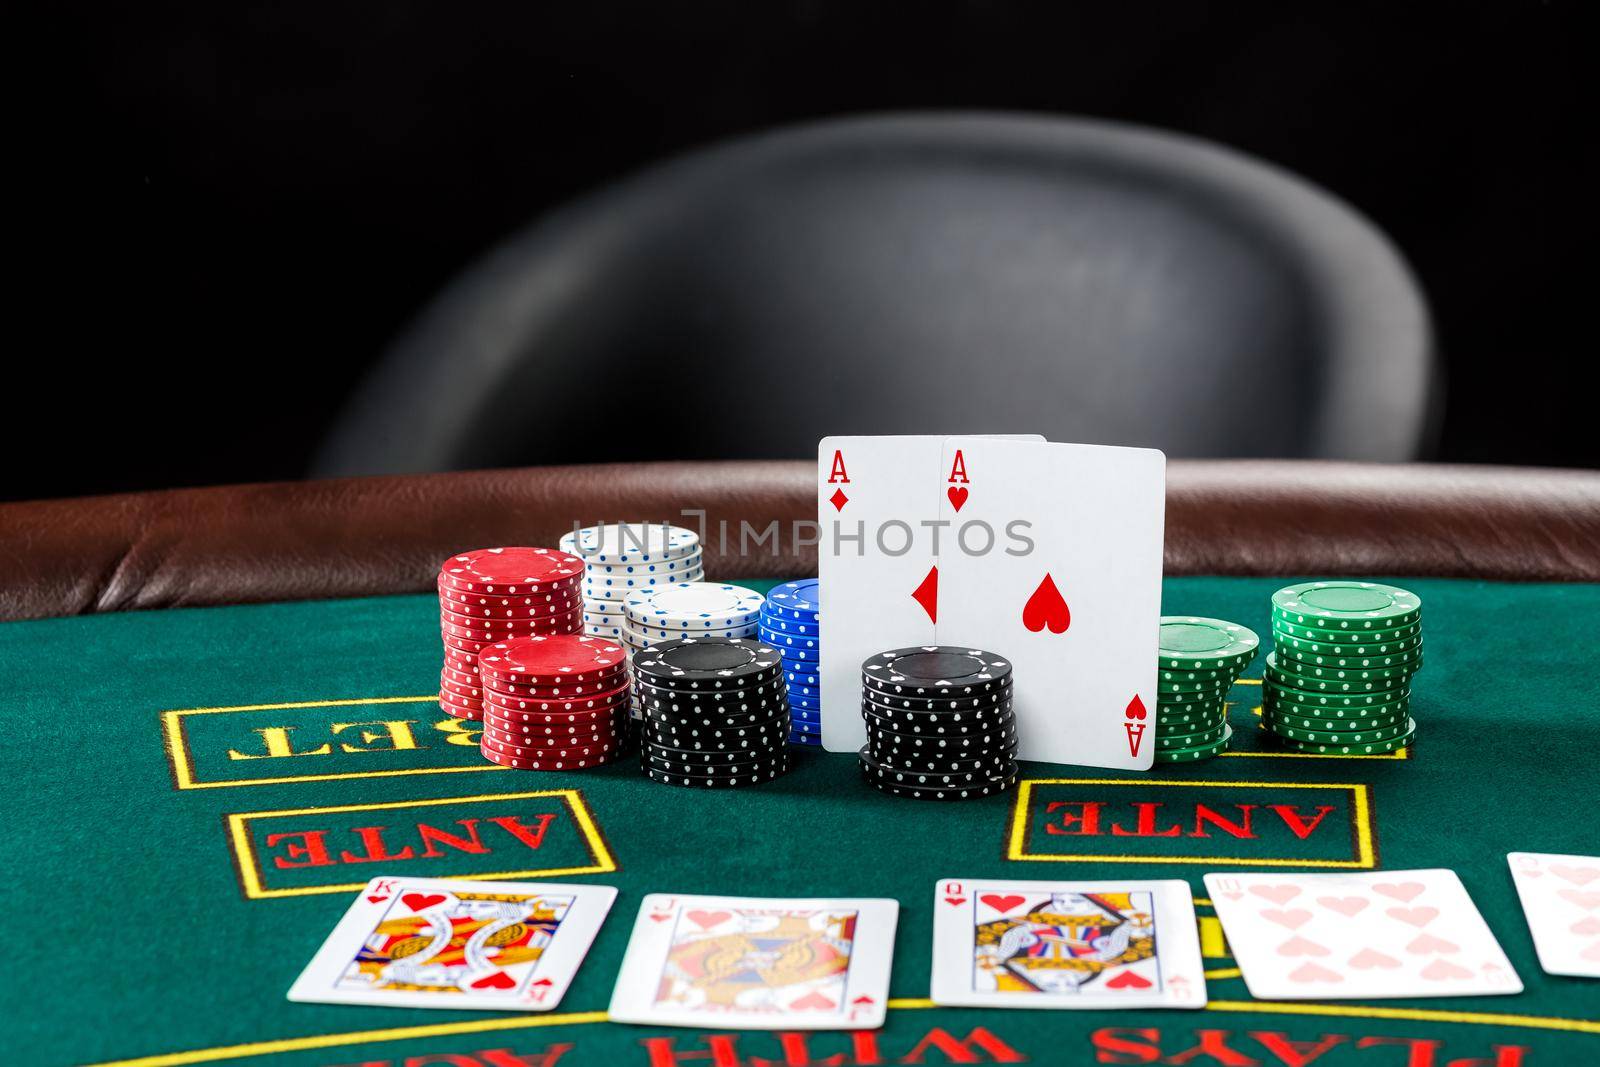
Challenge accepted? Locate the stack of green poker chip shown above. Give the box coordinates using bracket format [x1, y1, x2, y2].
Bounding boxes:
[1263, 581, 1423, 754]
[1154, 617, 1258, 763]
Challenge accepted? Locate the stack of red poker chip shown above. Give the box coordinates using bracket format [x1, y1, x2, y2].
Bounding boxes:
[437, 547, 585, 720]
[476, 634, 631, 769]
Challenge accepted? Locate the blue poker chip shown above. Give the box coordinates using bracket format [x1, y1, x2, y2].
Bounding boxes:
[762, 579, 821, 621]
[786, 691, 821, 708]
[788, 732, 822, 746]
[789, 712, 821, 726]
[775, 645, 819, 664]
[760, 626, 818, 652]
[788, 715, 821, 730]
[785, 667, 819, 685]
[758, 611, 820, 638]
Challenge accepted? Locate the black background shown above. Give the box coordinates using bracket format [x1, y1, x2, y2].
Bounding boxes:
[12, 2, 1588, 502]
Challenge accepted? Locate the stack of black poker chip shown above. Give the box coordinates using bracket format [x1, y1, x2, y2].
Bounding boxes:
[634, 636, 793, 788]
[858, 646, 1020, 800]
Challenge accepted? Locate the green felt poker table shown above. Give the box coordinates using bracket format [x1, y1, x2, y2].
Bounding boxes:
[4, 574, 1599, 1066]
[4, 460, 1600, 1066]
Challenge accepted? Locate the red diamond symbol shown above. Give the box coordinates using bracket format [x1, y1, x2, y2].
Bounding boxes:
[830, 488, 849, 511]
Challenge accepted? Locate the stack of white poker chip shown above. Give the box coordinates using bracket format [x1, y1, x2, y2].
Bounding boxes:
[560, 524, 706, 716]
[620, 582, 767, 718]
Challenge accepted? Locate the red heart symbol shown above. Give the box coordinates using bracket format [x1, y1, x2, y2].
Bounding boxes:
[1124, 694, 1146, 720]
[649, 913, 672, 923]
[1105, 971, 1152, 989]
[402, 893, 447, 912]
[366, 895, 389, 904]
[911, 565, 939, 625]
[790, 991, 837, 1010]
[471, 971, 517, 990]
[947, 486, 969, 512]
[944, 896, 966, 906]
[980, 894, 1026, 913]
[1373, 882, 1425, 903]
[1021, 574, 1070, 634]
[1349, 948, 1400, 970]
[687, 910, 731, 930]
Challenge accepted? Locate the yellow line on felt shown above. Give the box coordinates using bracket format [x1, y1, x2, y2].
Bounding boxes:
[87, 995, 1600, 1066]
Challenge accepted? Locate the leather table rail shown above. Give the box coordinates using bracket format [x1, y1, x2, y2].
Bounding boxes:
[3, 459, 1599, 621]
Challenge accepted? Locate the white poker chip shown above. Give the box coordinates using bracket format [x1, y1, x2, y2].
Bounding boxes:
[624, 582, 765, 629]
[559, 524, 700, 563]
[581, 549, 704, 577]
[583, 565, 705, 596]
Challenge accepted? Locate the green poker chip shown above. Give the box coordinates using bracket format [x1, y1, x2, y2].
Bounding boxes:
[1262, 696, 1410, 724]
[1261, 714, 1413, 744]
[1157, 617, 1259, 672]
[1154, 724, 1232, 763]
[1274, 643, 1423, 674]
[1157, 706, 1227, 727]
[1158, 664, 1236, 684]
[1157, 721, 1228, 750]
[1157, 676, 1234, 695]
[1271, 582, 1422, 631]
[1157, 686, 1234, 705]
[1268, 718, 1417, 755]
[1263, 679, 1412, 712]
[1274, 638, 1423, 668]
[1273, 627, 1427, 659]
[1265, 652, 1411, 693]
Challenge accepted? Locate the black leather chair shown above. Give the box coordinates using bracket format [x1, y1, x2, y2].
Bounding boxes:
[315, 113, 1435, 476]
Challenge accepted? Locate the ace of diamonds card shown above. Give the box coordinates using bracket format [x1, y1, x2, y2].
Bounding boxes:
[287, 877, 617, 1010]
[931, 878, 1206, 1009]
[608, 894, 899, 1029]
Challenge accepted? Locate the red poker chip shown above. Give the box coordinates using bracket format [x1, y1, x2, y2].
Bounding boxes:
[442, 646, 479, 667]
[482, 704, 631, 730]
[439, 699, 483, 721]
[439, 612, 581, 642]
[480, 734, 621, 759]
[479, 744, 625, 771]
[438, 687, 480, 713]
[438, 583, 584, 618]
[479, 635, 629, 684]
[484, 700, 630, 723]
[483, 671, 629, 699]
[481, 722, 627, 747]
[439, 547, 585, 593]
[482, 680, 630, 708]
[439, 675, 482, 699]
[441, 662, 482, 685]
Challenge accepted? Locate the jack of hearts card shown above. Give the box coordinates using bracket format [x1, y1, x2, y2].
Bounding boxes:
[287, 877, 617, 1010]
[930, 878, 1206, 1009]
[608, 893, 899, 1029]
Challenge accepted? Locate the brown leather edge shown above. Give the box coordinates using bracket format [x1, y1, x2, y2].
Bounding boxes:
[3, 459, 1598, 622]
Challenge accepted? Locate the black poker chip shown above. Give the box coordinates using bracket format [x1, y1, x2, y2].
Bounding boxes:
[636, 683, 789, 719]
[644, 750, 789, 776]
[861, 646, 1012, 697]
[636, 676, 787, 705]
[645, 762, 790, 789]
[858, 754, 1020, 800]
[865, 744, 1017, 774]
[858, 747, 1013, 787]
[861, 704, 1016, 739]
[640, 719, 789, 751]
[859, 696, 1014, 727]
[863, 684, 1013, 713]
[643, 740, 787, 765]
[632, 638, 783, 690]
[643, 702, 790, 729]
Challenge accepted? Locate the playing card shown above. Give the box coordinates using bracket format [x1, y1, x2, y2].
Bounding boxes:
[1507, 851, 1600, 978]
[930, 877, 1206, 1009]
[933, 437, 1164, 768]
[287, 877, 617, 1010]
[817, 434, 1042, 753]
[1204, 869, 1522, 999]
[608, 893, 899, 1029]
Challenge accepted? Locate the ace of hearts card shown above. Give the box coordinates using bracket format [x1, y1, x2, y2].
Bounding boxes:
[287, 877, 617, 1010]
[934, 438, 1165, 769]
[608, 893, 899, 1029]
[1507, 851, 1600, 978]
[1204, 869, 1522, 1000]
[930, 878, 1206, 1009]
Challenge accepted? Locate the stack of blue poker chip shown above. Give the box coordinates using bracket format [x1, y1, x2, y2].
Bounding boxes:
[758, 579, 822, 745]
